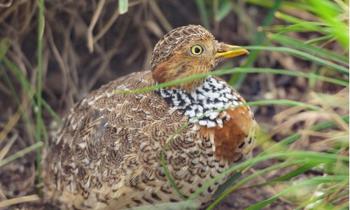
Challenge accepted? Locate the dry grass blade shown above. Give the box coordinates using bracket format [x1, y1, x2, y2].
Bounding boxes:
[149, 0, 172, 31]
[0, 134, 17, 160]
[87, 0, 106, 52]
[0, 110, 20, 142]
[309, 91, 349, 131]
[0, 141, 43, 168]
[94, 10, 120, 43]
[0, 194, 39, 208]
[0, 0, 13, 8]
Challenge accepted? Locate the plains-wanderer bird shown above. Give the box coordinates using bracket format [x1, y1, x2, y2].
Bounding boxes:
[43, 25, 257, 210]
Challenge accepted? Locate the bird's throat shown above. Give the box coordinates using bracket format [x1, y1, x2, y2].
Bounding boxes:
[158, 77, 244, 128]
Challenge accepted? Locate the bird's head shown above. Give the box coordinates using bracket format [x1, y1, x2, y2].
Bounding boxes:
[151, 25, 248, 90]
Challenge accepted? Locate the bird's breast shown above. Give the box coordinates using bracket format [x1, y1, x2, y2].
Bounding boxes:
[158, 76, 256, 162]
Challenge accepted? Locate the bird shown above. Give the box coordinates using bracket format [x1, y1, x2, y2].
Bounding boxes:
[42, 24, 257, 210]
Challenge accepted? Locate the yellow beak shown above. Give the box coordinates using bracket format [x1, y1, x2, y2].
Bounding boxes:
[215, 44, 249, 59]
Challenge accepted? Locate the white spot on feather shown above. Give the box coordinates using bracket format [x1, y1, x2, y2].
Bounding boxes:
[159, 77, 246, 128]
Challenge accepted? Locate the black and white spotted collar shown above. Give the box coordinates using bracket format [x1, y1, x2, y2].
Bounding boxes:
[158, 77, 244, 128]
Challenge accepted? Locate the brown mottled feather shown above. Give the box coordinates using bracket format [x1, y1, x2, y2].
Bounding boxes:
[200, 107, 255, 162]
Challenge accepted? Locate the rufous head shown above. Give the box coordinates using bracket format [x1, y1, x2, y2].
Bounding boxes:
[151, 25, 248, 90]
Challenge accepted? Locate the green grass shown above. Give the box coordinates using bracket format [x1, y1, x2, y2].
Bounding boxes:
[119, 0, 129, 14]
[0, 0, 47, 179]
[115, 66, 347, 95]
[0, 0, 55, 188]
[35, 0, 45, 139]
[244, 46, 348, 74]
[229, 0, 282, 88]
[34, 0, 46, 181]
[267, 33, 348, 65]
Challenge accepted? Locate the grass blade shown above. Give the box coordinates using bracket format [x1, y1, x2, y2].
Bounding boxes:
[115, 67, 347, 96]
[206, 159, 308, 210]
[214, 0, 231, 22]
[118, 0, 128, 15]
[229, 0, 282, 88]
[0, 194, 40, 208]
[246, 176, 347, 210]
[268, 33, 348, 65]
[247, 99, 321, 111]
[263, 115, 349, 154]
[244, 46, 348, 74]
[0, 141, 43, 168]
[195, 0, 210, 28]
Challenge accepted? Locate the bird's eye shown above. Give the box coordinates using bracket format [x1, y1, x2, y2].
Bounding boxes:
[190, 45, 204, 55]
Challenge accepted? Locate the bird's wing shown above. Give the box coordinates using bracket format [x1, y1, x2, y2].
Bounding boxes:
[43, 71, 193, 209]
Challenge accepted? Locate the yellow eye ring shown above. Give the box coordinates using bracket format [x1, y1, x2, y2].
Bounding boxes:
[190, 45, 204, 55]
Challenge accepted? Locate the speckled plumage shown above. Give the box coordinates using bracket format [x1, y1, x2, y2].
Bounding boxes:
[159, 77, 246, 128]
[43, 25, 257, 210]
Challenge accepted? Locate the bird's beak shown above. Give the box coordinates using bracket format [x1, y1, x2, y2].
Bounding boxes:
[215, 43, 249, 59]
